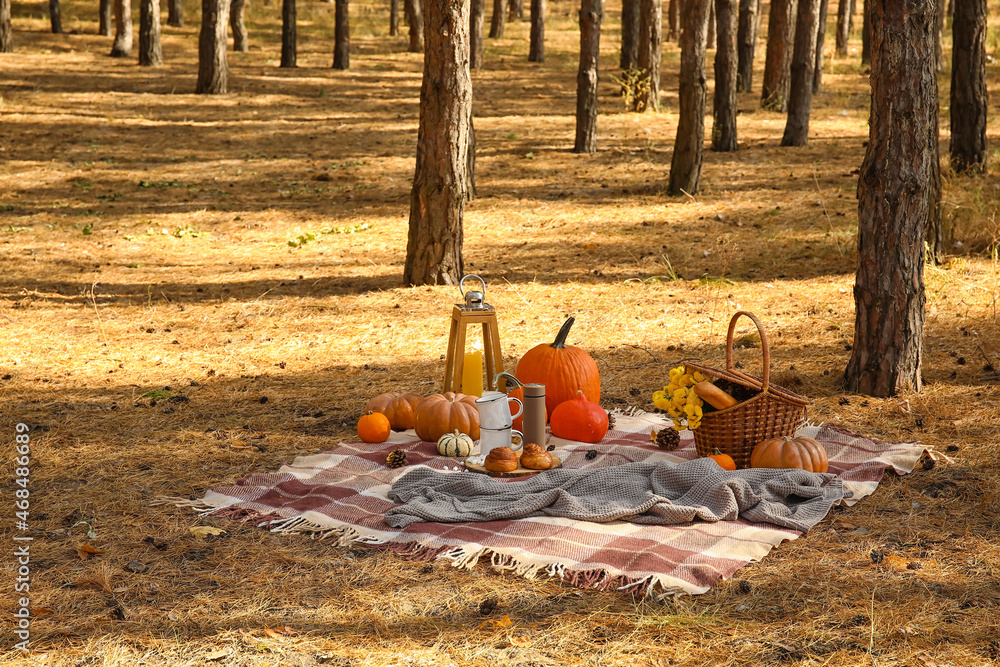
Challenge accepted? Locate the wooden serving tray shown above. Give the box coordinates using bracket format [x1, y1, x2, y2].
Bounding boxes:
[464, 453, 563, 478]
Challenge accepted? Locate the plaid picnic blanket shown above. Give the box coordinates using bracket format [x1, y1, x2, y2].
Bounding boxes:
[166, 410, 926, 595]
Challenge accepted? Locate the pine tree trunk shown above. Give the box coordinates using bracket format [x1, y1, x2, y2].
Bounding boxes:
[812, 0, 827, 91]
[404, 0, 472, 286]
[111, 0, 133, 57]
[470, 0, 484, 68]
[390, 0, 398, 35]
[139, 0, 162, 65]
[934, 0, 944, 71]
[834, 0, 849, 55]
[230, 0, 248, 51]
[196, 0, 229, 94]
[780, 0, 820, 146]
[0, 0, 12, 52]
[574, 0, 602, 153]
[706, 0, 716, 48]
[528, 0, 544, 61]
[949, 0, 986, 173]
[668, 0, 711, 194]
[281, 0, 296, 66]
[927, 103, 943, 264]
[666, 0, 678, 40]
[405, 0, 423, 52]
[761, 0, 795, 110]
[846, 0, 936, 397]
[509, 0, 523, 20]
[736, 0, 761, 91]
[489, 0, 505, 37]
[860, 0, 869, 64]
[99, 0, 113, 35]
[333, 0, 349, 68]
[49, 0, 62, 33]
[621, 0, 639, 69]
[713, 0, 738, 151]
[167, 0, 183, 26]
[633, 0, 661, 111]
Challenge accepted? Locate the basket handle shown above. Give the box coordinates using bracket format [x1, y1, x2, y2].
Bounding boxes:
[725, 311, 770, 392]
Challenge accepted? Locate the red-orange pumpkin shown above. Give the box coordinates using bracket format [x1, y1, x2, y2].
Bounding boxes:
[365, 391, 423, 431]
[549, 390, 609, 443]
[414, 392, 481, 442]
[750, 435, 829, 473]
[512, 317, 601, 418]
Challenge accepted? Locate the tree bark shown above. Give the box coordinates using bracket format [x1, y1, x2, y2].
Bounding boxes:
[934, 0, 944, 71]
[713, 0, 738, 151]
[666, 0, 678, 40]
[281, 0, 296, 66]
[845, 0, 936, 397]
[621, 0, 639, 69]
[139, 0, 162, 65]
[736, 0, 761, 91]
[668, 0, 711, 194]
[470, 0, 484, 68]
[49, 0, 62, 33]
[404, 0, 472, 286]
[633, 0, 661, 111]
[489, 0, 506, 37]
[167, 0, 183, 26]
[812, 0, 827, 91]
[761, 0, 795, 110]
[574, 0, 602, 153]
[0, 0, 11, 52]
[405, 0, 423, 52]
[99, 0, 113, 35]
[509, 0, 523, 20]
[834, 0, 849, 55]
[390, 0, 398, 35]
[230, 0, 248, 51]
[860, 0, 869, 64]
[528, 0, 544, 61]
[949, 0, 986, 173]
[706, 0, 716, 48]
[196, 0, 229, 94]
[111, 0, 133, 57]
[333, 0, 349, 68]
[780, 0, 820, 145]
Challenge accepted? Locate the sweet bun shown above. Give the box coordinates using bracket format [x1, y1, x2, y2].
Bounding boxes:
[484, 446, 518, 472]
[692, 381, 738, 410]
[520, 442, 553, 470]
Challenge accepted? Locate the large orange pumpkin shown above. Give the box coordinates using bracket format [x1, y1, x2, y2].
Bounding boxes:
[750, 435, 829, 473]
[364, 392, 423, 431]
[414, 392, 481, 442]
[512, 317, 601, 418]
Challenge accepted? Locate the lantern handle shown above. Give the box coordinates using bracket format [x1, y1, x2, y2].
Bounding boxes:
[459, 274, 486, 299]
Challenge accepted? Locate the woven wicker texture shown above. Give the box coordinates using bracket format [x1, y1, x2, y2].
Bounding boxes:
[685, 312, 808, 468]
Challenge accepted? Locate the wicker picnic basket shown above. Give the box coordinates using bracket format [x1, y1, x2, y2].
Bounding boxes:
[684, 311, 808, 469]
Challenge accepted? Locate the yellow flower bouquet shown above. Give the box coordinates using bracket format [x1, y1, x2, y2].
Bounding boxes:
[652, 365, 708, 431]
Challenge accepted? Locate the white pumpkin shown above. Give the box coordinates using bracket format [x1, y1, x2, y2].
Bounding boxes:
[436, 429, 474, 457]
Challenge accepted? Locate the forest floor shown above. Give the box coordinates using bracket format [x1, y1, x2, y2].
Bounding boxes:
[3, 0, 1000, 665]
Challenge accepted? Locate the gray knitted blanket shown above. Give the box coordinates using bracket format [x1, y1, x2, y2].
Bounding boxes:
[386, 457, 847, 532]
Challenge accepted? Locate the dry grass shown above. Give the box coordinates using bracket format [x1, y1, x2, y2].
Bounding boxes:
[2, 0, 1000, 665]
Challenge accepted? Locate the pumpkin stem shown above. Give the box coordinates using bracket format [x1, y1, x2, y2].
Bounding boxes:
[551, 317, 575, 349]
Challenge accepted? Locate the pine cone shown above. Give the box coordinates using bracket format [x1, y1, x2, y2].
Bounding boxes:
[651, 428, 680, 451]
[607, 411, 616, 431]
[386, 449, 408, 468]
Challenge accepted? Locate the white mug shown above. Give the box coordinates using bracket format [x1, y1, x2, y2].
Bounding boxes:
[478, 426, 523, 458]
[475, 391, 523, 430]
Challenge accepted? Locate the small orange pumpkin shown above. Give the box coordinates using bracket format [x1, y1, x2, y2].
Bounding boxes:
[357, 411, 391, 443]
[414, 392, 481, 442]
[549, 390, 609, 443]
[365, 392, 423, 431]
[512, 317, 601, 418]
[708, 448, 737, 471]
[750, 435, 829, 473]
